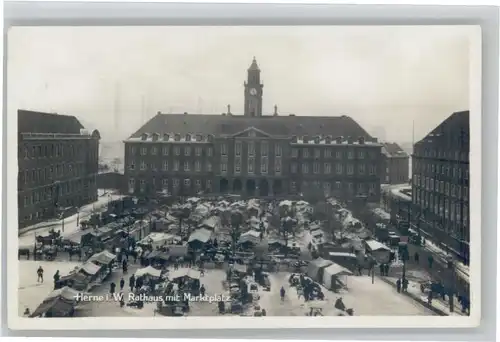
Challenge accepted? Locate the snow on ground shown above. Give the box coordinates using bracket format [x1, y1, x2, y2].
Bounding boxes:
[18, 192, 125, 248]
[18, 260, 81, 316]
[76, 265, 227, 317]
[259, 272, 435, 316]
[424, 241, 469, 278]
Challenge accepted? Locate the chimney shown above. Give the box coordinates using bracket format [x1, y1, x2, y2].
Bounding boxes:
[336, 136, 343, 144]
[358, 136, 365, 144]
[274, 105, 278, 116]
[302, 135, 309, 144]
[227, 104, 231, 115]
[183, 112, 188, 115]
[157, 111, 162, 115]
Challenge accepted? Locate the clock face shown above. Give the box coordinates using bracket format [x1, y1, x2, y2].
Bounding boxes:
[250, 88, 257, 96]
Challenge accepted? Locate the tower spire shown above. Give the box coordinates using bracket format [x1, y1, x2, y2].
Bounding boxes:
[248, 57, 260, 71]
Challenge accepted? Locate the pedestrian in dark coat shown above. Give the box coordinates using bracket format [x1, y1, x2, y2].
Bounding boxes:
[384, 264, 390, 276]
[37, 266, 44, 283]
[110, 282, 116, 294]
[414, 252, 420, 264]
[129, 275, 135, 292]
[396, 279, 401, 293]
[402, 278, 409, 292]
[120, 277, 125, 291]
[428, 255, 434, 269]
[379, 263, 384, 275]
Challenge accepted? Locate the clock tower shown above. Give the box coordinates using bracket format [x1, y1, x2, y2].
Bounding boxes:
[244, 57, 264, 117]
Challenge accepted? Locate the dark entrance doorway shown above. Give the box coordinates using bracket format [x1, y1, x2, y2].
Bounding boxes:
[220, 178, 229, 193]
[259, 179, 269, 197]
[273, 180, 283, 195]
[233, 179, 243, 193]
[246, 179, 256, 196]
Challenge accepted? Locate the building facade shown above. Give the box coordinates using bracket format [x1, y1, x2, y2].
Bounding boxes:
[123, 59, 383, 202]
[381, 142, 410, 184]
[17, 110, 100, 228]
[411, 110, 469, 264]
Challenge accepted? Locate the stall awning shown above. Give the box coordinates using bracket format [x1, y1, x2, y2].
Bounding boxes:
[168, 268, 201, 280]
[88, 250, 117, 265]
[188, 228, 213, 244]
[80, 261, 102, 275]
[45, 286, 81, 302]
[30, 297, 74, 317]
[364, 239, 391, 252]
[323, 263, 353, 277]
[135, 266, 162, 278]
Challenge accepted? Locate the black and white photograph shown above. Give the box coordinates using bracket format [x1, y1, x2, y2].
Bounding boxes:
[6, 25, 481, 329]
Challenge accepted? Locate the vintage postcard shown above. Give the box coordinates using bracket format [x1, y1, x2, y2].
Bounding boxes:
[6, 25, 481, 330]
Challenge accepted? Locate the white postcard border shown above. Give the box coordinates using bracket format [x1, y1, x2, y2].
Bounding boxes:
[6, 25, 482, 330]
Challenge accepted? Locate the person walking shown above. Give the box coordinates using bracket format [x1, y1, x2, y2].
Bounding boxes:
[414, 251, 420, 264]
[120, 277, 125, 291]
[396, 279, 401, 293]
[280, 286, 286, 301]
[37, 266, 44, 283]
[129, 274, 135, 292]
[110, 282, 116, 295]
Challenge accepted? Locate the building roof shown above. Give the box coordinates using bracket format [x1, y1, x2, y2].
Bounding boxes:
[126, 113, 373, 140]
[381, 142, 408, 158]
[415, 110, 469, 148]
[18, 110, 84, 134]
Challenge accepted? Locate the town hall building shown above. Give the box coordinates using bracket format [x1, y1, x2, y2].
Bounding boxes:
[123, 58, 383, 202]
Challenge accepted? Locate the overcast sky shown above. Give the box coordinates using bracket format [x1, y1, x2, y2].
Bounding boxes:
[8, 26, 473, 143]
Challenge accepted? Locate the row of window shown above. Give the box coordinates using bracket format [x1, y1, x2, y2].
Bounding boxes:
[21, 178, 94, 208]
[130, 160, 213, 173]
[131, 146, 213, 157]
[22, 143, 87, 160]
[413, 190, 469, 226]
[129, 159, 378, 176]
[130, 144, 378, 160]
[20, 162, 85, 185]
[230, 157, 282, 174]
[413, 174, 469, 200]
[128, 178, 212, 192]
[291, 148, 376, 160]
[414, 160, 469, 179]
[414, 147, 468, 161]
[290, 181, 378, 195]
[291, 162, 377, 175]
[21, 194, 97, 223]
[230, 141, 282, 157]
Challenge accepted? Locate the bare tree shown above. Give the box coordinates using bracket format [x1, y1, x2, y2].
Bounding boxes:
[230, 210, 244, 255]
[172, 204, 192, 235]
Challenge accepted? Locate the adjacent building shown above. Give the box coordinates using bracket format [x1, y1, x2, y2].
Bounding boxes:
[17, 110, 101, 228]
[123, 59, 383, 202]
[411, 110, 469, 264]
[381, 142, 410, 184]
